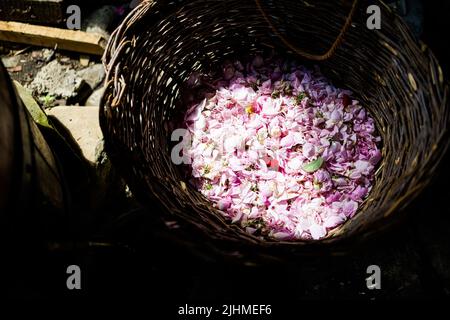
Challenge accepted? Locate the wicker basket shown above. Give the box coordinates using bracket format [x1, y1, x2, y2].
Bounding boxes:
[100, 0, 449, 256]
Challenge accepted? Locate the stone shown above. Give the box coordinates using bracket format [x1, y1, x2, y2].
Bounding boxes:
[77, 64, 105, 90]
[28, 60, 84, 100]
[79, 55, 90, 67]
[83, 5, 115, 40]
[85, 87, 105, 107]
[45, 106, 102, 163]
[31, 50, 41, 59]
[1, 55, 20, 68]
[41, 48, 55, 62]
[7, 65, 22, 73]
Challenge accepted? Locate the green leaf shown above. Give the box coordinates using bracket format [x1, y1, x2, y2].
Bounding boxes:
[13, 81, 52, 129]
[205, 183, 213, 190]
[271, 90, 280, 99]
[295, 92, 307, 104]
[302, 157, 324, 173]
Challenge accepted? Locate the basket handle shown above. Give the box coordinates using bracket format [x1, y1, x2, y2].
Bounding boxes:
[255, 0, 359, 61]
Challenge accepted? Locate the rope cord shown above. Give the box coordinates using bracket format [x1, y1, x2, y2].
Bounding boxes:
[255, 0, 359, 61]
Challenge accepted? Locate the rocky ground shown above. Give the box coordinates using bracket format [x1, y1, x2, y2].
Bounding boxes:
[1, 46, 105, 108]
[0, 2, 129, 108]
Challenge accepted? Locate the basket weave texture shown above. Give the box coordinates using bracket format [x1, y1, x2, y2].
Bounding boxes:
[100, 0, 449, 252]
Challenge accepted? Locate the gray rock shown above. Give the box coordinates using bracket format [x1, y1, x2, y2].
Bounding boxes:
[79, 55, 90, 67]
[85, 87, 105, 107]
[83, 5, 115, 40]
[1, 55, 20, 68]
[41, 48, 55, 62]
[77, 64, 105, 90]
[28, 60, 83, 100]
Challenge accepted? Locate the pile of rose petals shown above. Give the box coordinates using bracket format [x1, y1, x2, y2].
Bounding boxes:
[183, 55, 381, 240]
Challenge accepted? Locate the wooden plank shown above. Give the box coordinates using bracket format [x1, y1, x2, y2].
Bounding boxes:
[0, 21, 106, 55]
